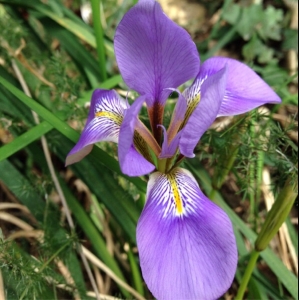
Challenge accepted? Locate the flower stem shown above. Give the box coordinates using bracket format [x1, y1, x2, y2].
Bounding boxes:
[38, 242, 70, 273]
[158, 158, 167, 173]
[91, 0, 107, 81]
[235, 250, 260, 300]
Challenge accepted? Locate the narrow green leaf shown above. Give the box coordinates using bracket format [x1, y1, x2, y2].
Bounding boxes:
[51, 132, 140, 241]
[91, 0, 107, 80]
[0, 76, 146, 192]
[0, 0, 96, 47]
[0, 121, 53, 161]
[127, 246, 144, 296]
[41, 18, 100, 88]
[57, 175, 128, 286]
[77, 75, 123, 106]
[0, 159, 45, 222]
[286, 217, 298, 255]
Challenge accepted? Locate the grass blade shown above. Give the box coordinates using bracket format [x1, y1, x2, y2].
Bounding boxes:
[0, 121, 53, 161]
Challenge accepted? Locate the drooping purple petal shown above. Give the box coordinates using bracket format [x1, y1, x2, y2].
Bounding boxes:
[137, 167, 238, 300]
[114, 0, 200, 107]
[180, 67, 227, 158]
[187, 57, 281, 117]
[118, 96, 155, 176]
[66, 89, 127, 166]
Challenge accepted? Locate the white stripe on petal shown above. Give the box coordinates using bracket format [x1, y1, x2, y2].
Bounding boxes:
[137, 167, 237, 300]
[183, 77, 203, 106]
[148, 168, 200, 218]
[94, 92, 128, 119]
[66, 90, 127, 165]
[87, 90, 127, 143]
[181, 77, 206, 128]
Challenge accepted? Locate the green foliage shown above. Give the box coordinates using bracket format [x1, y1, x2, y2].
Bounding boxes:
[222, 2, 287, 64]
[0, 0, 297, 299]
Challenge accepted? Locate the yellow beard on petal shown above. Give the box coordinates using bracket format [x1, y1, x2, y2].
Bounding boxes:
[95, 111, 123, 125]
[167, 173, 183, 215]
[179, 93, 201, 131]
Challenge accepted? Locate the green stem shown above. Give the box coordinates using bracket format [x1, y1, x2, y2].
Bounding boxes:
[236, 250, 260, 300]
[127, 246, 145, 296]
[157, 158, 167, 173]
[38, 242, 70, 273]
[247, 111, 258, 226]
[212, 146, 238, 190]
[91, 0, 107, 81]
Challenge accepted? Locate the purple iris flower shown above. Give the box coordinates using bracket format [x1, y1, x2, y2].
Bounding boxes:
[66, 0, 281, 299]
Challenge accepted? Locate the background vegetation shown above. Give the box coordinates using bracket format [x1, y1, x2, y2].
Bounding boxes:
[0, 0, 297, 299]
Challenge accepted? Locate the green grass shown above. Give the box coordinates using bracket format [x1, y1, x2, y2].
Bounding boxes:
[0, 0, 297, 299]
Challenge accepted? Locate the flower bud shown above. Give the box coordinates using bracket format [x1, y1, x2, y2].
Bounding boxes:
[255, 178, 297, 252]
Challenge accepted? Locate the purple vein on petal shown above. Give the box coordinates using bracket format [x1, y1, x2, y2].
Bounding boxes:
[167, 90, 187, 143]
[118, 95, 155, 176]
[66, 89, 127, 166]
[137, 167, 238, 300]
[179, 66, 227, 158]
[114, 0, 200, 107]
[198, 57, 281, 116]
[159, 125, 181, 159]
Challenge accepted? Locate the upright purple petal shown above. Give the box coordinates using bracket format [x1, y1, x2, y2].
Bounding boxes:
[118, 96, 155, 176]
[180, 67, 227, 158]
[137, 168, 237, 300]
[159, 125, 181, 158]
[66, 90, 127, 166]
[197, 57, 281, 116]
[114, 0, 200, 106]
[167, 91, 187, 142]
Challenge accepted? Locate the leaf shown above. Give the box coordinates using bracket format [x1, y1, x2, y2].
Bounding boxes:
[50, 132, 141, 242]
[36, 18, 101, 88]
[0, 159, 46, 221]
[222, 3, 241, 25]
[0, 0, 97, 47]
[0, 121, 53, 161]
[258, 6, 283, 41]
[238, 5, 264, 41]
[0, 75, 146, 192]
[282, 28, 298, 52]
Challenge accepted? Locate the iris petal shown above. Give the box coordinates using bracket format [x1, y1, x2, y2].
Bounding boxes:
[159, 126, 181, 158]
[166, 91, 187, 143]
[137, 168, 238, 300]
[66, 90, 127, 166]
[118, 96, 155, 176]
[114, 0, 200, 106]
[180, 67, 227, 157]
[186, 57, 281, 117]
